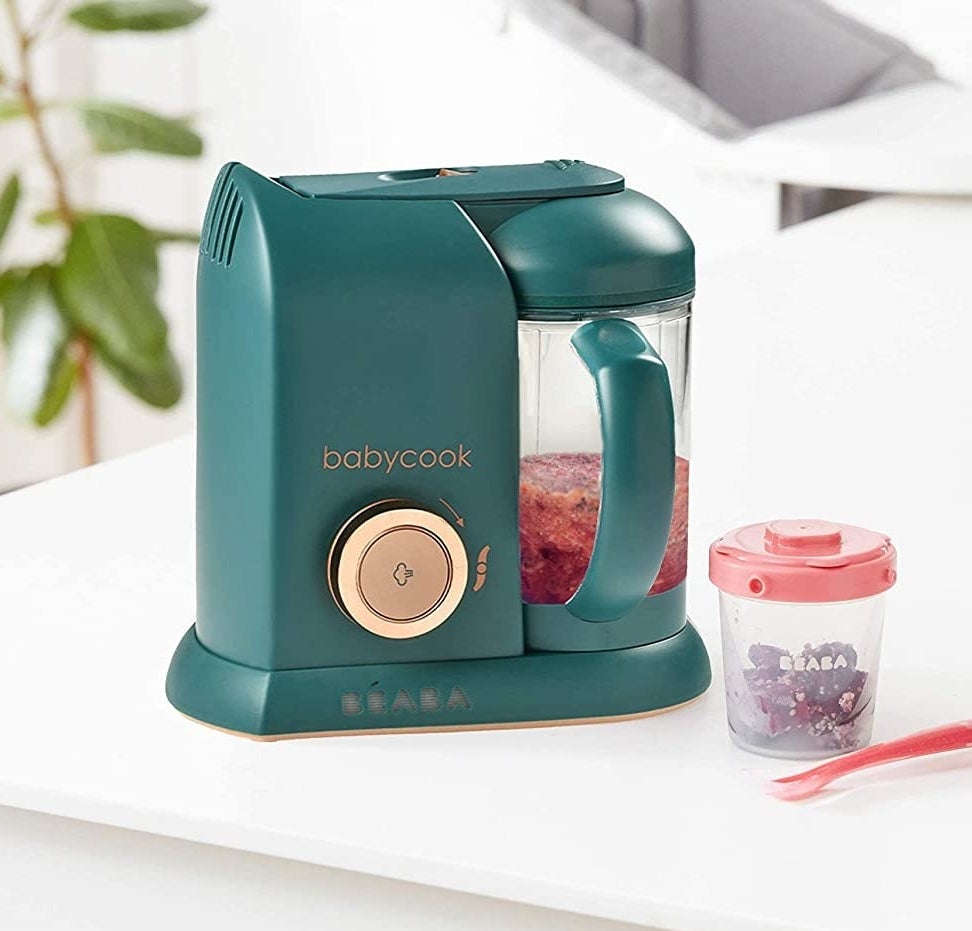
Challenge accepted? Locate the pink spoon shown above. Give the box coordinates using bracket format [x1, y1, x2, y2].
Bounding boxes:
[767, 720, 972, 801]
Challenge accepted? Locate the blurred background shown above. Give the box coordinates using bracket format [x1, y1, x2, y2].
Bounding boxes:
[1, 0, 970, 490]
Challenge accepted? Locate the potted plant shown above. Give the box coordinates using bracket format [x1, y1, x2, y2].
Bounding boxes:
[0, 0, 207, 466]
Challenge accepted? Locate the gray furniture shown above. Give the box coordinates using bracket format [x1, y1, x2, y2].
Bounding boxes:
[522, 0, 940, 223]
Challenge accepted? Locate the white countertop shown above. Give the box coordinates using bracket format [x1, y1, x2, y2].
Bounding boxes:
[1, 196, 971, 931]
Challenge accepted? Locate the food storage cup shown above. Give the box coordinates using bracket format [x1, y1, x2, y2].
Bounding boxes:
[709, 520, 897, 759]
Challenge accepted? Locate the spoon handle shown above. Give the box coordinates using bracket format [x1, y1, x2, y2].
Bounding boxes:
[771, 720, 972, 796]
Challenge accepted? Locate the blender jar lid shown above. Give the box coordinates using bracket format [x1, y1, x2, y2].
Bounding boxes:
[709, 519, 897, 603]
[483, 189, 695, 315]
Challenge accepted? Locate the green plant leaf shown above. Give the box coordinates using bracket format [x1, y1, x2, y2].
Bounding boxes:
[97, 341, 182, 408]
[33, 208, 60, 226]
[33, 207, 69, 226]
[0, 174, 21, 250]
[37, 210, 198, 245]
[78, 102, 202, 156]
[36, 206, 95, 226]
[151, 227, 199, 245]
[1, 265, 78, 426]
[67, 0, 207, 31]
[0, 96, 28, 121]
[54, 213, 167, 371]
[0, 266, 29, 314]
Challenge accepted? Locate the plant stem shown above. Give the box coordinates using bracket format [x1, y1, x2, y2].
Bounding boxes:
[76, 336, 96, 465]
[3, 0, 98, 466]
[4, 0, 73, 225]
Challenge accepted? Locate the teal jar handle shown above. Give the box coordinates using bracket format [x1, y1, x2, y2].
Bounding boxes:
[567, 319, 675, 622]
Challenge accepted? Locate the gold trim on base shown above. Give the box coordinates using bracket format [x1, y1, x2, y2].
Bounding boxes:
[180, 696, 702, 742]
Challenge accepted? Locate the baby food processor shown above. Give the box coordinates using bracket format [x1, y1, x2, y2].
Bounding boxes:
[166, 159, 711, 738]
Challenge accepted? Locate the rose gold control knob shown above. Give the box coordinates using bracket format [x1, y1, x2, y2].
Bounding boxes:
[328, 500, 468, 639]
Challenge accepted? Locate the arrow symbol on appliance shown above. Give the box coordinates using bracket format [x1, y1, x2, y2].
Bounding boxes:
[438, 498, 465, 528]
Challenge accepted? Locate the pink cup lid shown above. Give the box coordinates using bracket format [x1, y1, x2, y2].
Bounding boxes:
[709, 519, 897, 603]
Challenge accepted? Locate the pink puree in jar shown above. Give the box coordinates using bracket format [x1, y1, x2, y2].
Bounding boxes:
[519, 453, 689, 604]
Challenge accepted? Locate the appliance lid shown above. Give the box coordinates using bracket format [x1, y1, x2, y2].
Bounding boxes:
[276, 159, 623, 201]
[484, 189, 695, 312]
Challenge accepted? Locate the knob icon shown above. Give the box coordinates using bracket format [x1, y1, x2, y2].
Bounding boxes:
[393, 562, 414, 587]
[472, 545, 490, 592]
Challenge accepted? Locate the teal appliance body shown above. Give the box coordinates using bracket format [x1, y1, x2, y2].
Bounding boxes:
[166, 159, 711, 738]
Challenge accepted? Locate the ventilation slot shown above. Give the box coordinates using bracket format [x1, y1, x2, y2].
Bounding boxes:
[201, 167, 243, 267]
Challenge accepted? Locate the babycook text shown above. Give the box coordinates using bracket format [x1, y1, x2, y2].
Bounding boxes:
[322, 444, 472, 474]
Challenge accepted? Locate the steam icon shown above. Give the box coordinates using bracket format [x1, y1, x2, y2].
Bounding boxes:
[393, 561, 414, 587]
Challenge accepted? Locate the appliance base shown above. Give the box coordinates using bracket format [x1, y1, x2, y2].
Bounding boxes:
[166, 621, 711, 739]
[182, 700, 704, 742]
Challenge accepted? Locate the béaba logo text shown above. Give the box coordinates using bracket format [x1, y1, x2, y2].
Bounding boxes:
[340, 685, 472, 717]
[322, 443, 472, 474]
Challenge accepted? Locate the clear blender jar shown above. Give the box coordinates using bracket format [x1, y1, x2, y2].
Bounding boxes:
[480, 184, 696, 645]
[518, 300, 691, 608]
